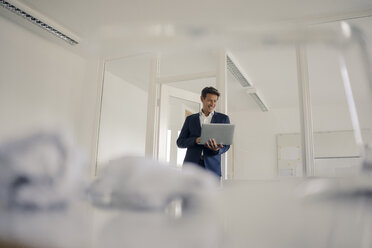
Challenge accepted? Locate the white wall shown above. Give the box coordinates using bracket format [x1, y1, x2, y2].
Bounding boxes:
[230, 99, 362, 180]
[0, 15, 102, 172]
[97, 71, 148, 170]
[230, 108, 300, 180]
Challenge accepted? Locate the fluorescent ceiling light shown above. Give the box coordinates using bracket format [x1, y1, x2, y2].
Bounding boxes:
[0, 0, 78, 45]
[246, 87, 269, 112]
[226, 53, 269, 112]
[226, 55, 251, 87]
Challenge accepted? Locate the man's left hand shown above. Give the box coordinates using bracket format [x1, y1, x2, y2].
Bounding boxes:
[206, 138, 223, 151]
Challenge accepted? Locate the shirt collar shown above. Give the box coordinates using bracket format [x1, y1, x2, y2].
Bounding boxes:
[200, 110, 214, 118]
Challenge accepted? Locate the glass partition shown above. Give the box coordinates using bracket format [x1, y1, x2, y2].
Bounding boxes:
[96, 20, 372, 179]
[307, 17, 372, 177]
[156, 51, 214, 166]
[227, 47, 301, 180]
[96, 54, 151, 174]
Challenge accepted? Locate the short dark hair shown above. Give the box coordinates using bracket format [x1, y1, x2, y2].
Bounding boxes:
[201, 86, 220, 99]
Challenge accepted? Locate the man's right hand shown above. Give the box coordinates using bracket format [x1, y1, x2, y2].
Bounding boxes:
[195, 137, 201, 144]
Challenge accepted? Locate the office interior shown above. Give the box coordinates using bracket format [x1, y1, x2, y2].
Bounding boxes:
[1, 0, 372, 247]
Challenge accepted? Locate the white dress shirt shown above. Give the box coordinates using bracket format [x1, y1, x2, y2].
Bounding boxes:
[199, 110, 214, 157]
[199, 110, 214, 127]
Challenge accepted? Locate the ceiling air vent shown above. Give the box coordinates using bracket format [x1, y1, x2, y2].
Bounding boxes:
[0, 0, 78, 45]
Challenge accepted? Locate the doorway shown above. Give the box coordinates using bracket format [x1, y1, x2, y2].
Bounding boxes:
[158, 84, 201, 166]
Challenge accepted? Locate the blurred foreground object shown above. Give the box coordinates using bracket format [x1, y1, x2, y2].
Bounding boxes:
[0, 130, 87, 210]
[219, 176, 372, 247]
[90, 156, 219, 211]
[90, 156, 224, 248]
[0, 130, 91, 248]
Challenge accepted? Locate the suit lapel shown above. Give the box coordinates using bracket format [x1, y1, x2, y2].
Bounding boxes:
[211, 112, 218, 123]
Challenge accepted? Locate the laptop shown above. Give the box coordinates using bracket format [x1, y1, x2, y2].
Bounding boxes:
[199, 123, 235, 145]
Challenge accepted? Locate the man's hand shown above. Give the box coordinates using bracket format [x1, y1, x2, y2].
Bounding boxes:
[195, 137, 201, 144]
[206, 138, 223, 151]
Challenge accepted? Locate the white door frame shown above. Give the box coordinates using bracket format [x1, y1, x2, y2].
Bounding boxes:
[158, 84, 201, 162]
[145, 53, 229, 178]
[145, 55, 219, 159]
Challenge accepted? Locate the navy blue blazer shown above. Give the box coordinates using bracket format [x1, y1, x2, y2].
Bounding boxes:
[176, 112, 230, 177]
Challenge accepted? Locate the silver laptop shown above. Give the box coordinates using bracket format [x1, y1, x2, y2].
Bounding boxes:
[199, 123, 235, 145]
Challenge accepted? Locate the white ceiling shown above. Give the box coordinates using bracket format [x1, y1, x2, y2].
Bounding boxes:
[8, 0, 372, 112]
[16, 0, 372, 57]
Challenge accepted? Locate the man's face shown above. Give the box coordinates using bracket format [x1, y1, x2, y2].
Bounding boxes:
[201, 93, 218, 114]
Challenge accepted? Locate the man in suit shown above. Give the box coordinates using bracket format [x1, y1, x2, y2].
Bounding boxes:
[176, 87, 230, 177]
